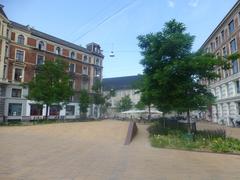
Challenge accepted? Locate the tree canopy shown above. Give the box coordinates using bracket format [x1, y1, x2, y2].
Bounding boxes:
[116, 95, 133, 112]
[27, 58, 73, 118]
[137, 19, 228, 131]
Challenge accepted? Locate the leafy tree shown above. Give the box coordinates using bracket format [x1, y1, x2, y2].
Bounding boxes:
[79, 89, 90, 118]
[116, 95, 133, 112]
[27, 58, 73, 119]
[138, 19, 228, 133]
[135, 100, 145, 110]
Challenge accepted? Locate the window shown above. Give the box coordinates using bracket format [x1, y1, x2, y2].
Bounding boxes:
[210, 42, 215, 52]
[236, 80, 240, 94]
[83, 66, 88, 75]
[221, 30, 225, 42]
[215, 37, 219, 47]
[70, 51, 75, 59]
[232, 59, 238, 74]
[56, 47, 61, 55]
[228, 20, 235, 34]
[36, 55, 44, 65]
[222, 47, 227, 57]
[8, 103, 22, 116]
[30, 104, 43, 116]
[12, 88, 22, 98]
[95, 58, 100, 65]
[16, 50, 24, 62]
[69, 80, 74, 89]
[66, 105, 75, 116]
[95, 68, 100, 77]
[69, 63, 75, 73]
[5, 45, 8, 57]
[49, 105, 60, 116]
[14, 68, 23, 82]
[83, 55, 88, 63]
[6, 29, 9, 38]
[230, 39, 237, 53]
[3, 65, 7, 79]
[38, 41, 45, 50]
[17, 35, 25, 45]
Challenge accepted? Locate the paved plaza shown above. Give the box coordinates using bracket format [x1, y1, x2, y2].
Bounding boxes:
[0, 120, 240, 180]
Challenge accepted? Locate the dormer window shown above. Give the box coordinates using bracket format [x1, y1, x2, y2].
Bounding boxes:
[17, 35, 25, 45]
[38, 41, 45, 50]
[56, 47, 61, 55]
[83, 55, 88, 63]
[70, 51, 75, 59]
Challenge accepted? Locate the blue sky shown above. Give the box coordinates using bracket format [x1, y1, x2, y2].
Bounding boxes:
[2, 0, 237, 78]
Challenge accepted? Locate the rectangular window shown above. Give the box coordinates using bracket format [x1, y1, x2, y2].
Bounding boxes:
[222, 47, 227, 57]
[16, 50, 24, 62]
[14, 68, 23, 82]
[30, 104, 43, 116]
[230, 39, 237, 53]
[83, 66, 88, 75]
[66, 105, 75, 116]
[5, 45, 8, 57]
[69, 80, 74, 89]
[210, 42, 215, 52]
[232, 59, 239, 74]
[36, 55, 44, 65]
[236, 80, 240, 94]
[228, 20, 235, 34]
[221, 30, 225, 42]
[49, 105, 60, 116]
[8, 103, 22, 116]
[69, 63, 75, 72]
[215, 37, 219, 47]
[11, 88, 22, 98]
[238, 102, 240, 115]
[3, 65, 7, 79]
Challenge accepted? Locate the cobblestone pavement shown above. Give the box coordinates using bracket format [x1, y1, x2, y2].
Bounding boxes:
[0, 120, 240, 180]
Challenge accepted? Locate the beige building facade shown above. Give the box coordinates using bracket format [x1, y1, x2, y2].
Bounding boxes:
[201, 1, 240, 126]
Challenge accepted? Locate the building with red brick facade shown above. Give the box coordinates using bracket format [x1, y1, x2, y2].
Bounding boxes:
[0, 5, 104, 121]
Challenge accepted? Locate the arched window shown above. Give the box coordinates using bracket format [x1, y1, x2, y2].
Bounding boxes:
[70, 51, 75, 59]
[17, 35, 25, 45]
[56, 47, 61, 55]
[38, 41, 45, 50]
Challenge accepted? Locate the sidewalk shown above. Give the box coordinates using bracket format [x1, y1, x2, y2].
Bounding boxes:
[0, 120, 239, 180]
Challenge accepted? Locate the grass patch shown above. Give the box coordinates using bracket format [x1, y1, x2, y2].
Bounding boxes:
[149, 120, 240, 154]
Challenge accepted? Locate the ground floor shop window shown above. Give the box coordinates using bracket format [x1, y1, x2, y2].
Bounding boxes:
[50, 105, 60, 116]
[66, 105, 75, 116]
[8, 103, 22, 116]
[30, 104, 43, 116]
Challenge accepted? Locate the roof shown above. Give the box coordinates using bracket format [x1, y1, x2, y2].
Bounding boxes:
[0, 4, 8, 19]
[200, 0, 240, 49]
[102, 75, 141, 91]
[10, 21, 91, 54]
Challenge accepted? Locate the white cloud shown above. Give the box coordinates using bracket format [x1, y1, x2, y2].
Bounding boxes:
[168, 0, 175, 8]
[188, 0, 199, 7]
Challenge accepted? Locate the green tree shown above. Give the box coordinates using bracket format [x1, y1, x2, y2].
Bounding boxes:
[116, 95, 133, 112]
[27, 58, 73, 119]
[138, 19, 228, 133]
[135, 100, 145, 110]
[79, 89, 90, 118]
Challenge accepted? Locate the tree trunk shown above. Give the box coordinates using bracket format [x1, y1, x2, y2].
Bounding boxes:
[45, 104, 49, 119]
[187, 109, 191, 134]
[148, 104, 151, 121]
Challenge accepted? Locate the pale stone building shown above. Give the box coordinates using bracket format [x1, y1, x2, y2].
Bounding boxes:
[201, 1, 240, 126]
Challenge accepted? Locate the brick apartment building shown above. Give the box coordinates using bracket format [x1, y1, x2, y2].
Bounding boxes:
[0, 5, 104, 121]
[201, 1, 240, 126]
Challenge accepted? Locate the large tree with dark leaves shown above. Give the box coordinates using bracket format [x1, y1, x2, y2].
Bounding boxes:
[138, 19, 227, 133]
